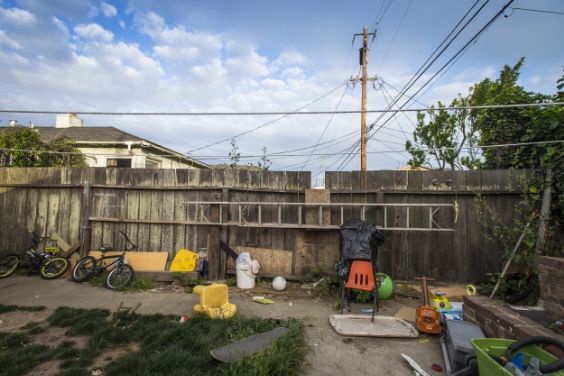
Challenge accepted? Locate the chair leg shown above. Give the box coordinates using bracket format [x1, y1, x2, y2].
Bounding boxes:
[371, 288, 376, 322]
[375, 287, 379, 312]
[341, 285, 345, 315]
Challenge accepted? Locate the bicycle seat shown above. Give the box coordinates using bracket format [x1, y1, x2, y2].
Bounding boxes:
[99, 247, 114, 252]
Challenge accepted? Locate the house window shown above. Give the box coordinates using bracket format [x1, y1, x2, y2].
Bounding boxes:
[107, 158, 132, 168]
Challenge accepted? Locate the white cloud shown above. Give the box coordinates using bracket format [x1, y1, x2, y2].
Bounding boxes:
[100, 2, 117, 17]
[0, 29, 22, 49]
[261, 78, 285, 90]
[119, 20, 125, 29]
[0, 7, 35, 25]
[273, 50, 306, 67]
[74, 23, 114, 42]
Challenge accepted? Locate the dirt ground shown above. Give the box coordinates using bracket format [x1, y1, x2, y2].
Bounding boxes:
[0, 275, 457, 376]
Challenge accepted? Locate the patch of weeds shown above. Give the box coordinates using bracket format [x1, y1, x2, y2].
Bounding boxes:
[104, 356, 113, 361]
[54, 340, 80, 360]
[20, 321, 41, 330]
[28, 326, 47, 335]
[0, 332, 29, 348]
[20, 322, 47, 335]
[117, 276, 156, 292]
[0, 304, 45, 314]
[303, 266, 339, 297]
[355, 290, 371, 303]
[0, 344, 51, 376]
[88, 273, 106, 288]
[225, 277, 236, 286]
[17, 268, 27, 276]
[172, 272, 206, 293]
[47, 307, 110, 336]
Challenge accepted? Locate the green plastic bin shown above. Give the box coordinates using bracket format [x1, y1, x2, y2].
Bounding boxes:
[471, 338, 564, 376]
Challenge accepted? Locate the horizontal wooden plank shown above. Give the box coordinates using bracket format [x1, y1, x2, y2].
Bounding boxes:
[88, 251, 168, 271]
[136, 271, 199, 282]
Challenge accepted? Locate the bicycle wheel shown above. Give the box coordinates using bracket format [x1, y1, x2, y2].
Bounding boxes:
[72, 256, 97, 282]
[40, 257, 70, 279]
[105, 264, 134, 290]
[0, 254, 21, 278]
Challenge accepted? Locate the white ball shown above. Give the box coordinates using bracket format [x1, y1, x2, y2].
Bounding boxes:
[272, 276, 287, 291]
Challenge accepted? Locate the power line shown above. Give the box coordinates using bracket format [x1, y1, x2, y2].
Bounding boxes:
[506, 7, 564, 16]
[4, 102, 562, 117]
[299, 85, 349, 171]
[376, 0, 413, 74]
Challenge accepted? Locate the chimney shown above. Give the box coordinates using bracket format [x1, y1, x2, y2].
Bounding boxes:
[56, 113, 83, 128]
[9, 120, 17, 126]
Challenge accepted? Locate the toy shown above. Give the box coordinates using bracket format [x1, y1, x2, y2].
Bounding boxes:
[193, 284, 236, 319]
[430, 291, 452, 310]
[376, 273, 394, 300]
[415, 276, 441, 335]
[170, 249, 199, 272]
[272, 276, 287, 291]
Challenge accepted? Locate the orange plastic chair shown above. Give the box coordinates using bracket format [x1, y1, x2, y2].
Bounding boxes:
[341, 260, 378, 322]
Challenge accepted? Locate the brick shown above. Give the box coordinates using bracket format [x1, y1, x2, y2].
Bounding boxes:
[539, 256, 564, 269]
[497, 327, 517, 340]
[538, 264, 547, 274]
[540, 283, 550, 294]
[463, 313, 477, 324]
[463, 307, 476, 322]
[539, 273, 548, 283]
[495, 313, 529, 334]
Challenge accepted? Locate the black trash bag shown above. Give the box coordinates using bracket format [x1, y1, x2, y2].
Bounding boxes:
[339, 219, 384, 261]
[334, 257, 379, 281]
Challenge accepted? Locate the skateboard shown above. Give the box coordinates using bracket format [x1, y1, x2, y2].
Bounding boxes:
[210, 327, 287, 363]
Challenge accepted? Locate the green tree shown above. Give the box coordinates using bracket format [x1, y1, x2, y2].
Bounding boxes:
[406, 94, 480, 170]
[228, 138, 240, 169]
[0, 125, 87, 167]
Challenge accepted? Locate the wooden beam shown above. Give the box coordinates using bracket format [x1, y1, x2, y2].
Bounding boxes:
[207, 192, 222, 280]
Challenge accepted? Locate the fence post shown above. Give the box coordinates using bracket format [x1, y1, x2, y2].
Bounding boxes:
[207, 192, 222, 280]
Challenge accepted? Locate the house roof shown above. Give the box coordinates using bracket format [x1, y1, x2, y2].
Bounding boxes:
[0, 126, 211, 169]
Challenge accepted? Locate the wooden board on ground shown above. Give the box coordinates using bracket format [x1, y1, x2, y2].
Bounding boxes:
[329, 315, 419, 338]
[88, 251, 168, 271]
[210, 327, 287, 363]
[394, 306, 417, 323]
[230, 246, 293, 276]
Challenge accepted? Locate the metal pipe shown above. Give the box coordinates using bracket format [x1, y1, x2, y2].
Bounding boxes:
[440, 336, 452, 376]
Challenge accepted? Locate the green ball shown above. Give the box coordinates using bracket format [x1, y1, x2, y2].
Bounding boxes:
[376, 273, 393, 300]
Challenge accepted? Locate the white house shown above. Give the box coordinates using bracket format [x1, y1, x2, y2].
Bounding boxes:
[31, 114, 210, 169]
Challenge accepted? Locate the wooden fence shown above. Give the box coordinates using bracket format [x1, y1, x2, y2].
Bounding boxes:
[0, 167, 531, 283]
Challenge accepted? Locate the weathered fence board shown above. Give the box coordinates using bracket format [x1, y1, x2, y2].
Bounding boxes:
[0, 168, 531, 283]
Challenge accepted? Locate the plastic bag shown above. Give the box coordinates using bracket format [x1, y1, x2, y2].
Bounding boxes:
[236, 252, 251, 265]
[250, 259, 260, 274]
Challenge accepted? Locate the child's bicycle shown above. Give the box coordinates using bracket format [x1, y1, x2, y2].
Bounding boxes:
[0, 231, 70, 279]
[71, 231, 136, 290]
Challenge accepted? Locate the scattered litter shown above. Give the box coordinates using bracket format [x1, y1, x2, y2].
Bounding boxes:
[288, 302, 292, 306]
[361, 309, 373, 313]
[431, 364, 442, 371]
[0, 320, 3, 325]
[313, 278, 324, 288]
[252, 297, 274, 304]
[401, 354, 430, 376]
[419, 339, 429, 343]
[179, 315, 190, 323]
[300, 283, 314, 290]
[35, 295, 39, 298]
[92, 370, 102, 376]
[150, 289, 161, 293]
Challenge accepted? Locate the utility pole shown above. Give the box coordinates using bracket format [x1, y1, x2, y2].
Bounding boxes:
[350, 26, 377, 171]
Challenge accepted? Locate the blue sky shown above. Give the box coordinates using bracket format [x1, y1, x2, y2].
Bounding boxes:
[1, 0, 563, 181]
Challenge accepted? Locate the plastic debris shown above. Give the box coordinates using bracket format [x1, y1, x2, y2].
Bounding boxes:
[92, 369, 102, 375]
[179, 315, 190, 323]
[252, 297, 274, 304]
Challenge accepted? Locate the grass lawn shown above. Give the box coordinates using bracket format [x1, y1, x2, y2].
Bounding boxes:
[0, 304, 308, 376]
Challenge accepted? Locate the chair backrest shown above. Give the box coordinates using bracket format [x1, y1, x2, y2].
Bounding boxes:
[345, 260, 375, 290]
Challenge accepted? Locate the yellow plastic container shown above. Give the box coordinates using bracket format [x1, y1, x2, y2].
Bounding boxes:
[193, 284, 237, 319]
[170, 249, 199, 272]
[430, 291, 452, 310]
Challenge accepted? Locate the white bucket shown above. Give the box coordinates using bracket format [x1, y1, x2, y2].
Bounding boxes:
[236, 263, 256, 289]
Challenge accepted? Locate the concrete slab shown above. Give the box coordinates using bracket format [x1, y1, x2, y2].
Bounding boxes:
[0, 276, 447, 375]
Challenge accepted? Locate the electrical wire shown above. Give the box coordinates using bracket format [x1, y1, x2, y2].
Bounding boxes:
[299, 85, 349, 171]
[506, 7, 564, 16]
[376, 0, 413, 74]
